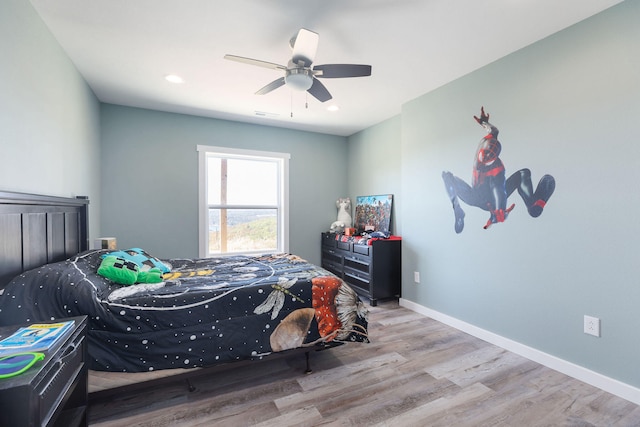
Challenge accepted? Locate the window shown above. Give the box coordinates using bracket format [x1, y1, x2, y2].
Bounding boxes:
[197, 145, 289, 257]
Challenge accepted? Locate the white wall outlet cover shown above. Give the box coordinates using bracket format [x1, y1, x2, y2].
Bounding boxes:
[584, 315, 601, 337]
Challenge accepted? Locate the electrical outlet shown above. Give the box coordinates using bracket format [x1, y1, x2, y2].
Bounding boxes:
[414, 271, 420, 283]
[584, 315, 600, 337]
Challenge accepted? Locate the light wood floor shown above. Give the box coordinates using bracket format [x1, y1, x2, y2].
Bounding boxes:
[88, 301, 640, 426]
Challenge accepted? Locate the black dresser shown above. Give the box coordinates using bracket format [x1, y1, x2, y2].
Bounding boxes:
[321, 232, 401, 306]
[0, 316, 88, 427]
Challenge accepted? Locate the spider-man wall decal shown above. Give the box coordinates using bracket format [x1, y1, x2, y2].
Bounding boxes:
[442, 107, 556, 233]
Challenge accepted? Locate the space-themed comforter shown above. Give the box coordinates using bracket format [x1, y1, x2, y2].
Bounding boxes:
[0, 250, 368, 372]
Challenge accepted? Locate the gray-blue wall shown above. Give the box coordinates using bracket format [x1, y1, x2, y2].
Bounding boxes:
[350, 1, 640, 390]
[100, 104, 348, 263]
[0, 0, 101, 240]
[347, 115, 402, 235]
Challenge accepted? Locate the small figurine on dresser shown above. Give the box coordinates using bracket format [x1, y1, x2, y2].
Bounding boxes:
[329, 198, 352, 233]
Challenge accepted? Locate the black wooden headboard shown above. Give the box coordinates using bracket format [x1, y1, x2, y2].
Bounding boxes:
[0, 191, 89, 288]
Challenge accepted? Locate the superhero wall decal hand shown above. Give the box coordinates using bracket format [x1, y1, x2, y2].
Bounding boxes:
[442, 107, 556, 233]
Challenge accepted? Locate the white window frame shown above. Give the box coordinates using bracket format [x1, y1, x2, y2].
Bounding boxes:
[197, 145, 290, 257]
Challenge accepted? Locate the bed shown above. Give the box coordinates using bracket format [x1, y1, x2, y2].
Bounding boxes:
[0, 191, 369, 391]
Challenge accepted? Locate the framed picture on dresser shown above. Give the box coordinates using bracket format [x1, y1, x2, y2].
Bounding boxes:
[354, 194, 393, 234]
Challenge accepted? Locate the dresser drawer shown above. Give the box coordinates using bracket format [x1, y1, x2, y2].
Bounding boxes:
[336, 240, 350, 251]
[343, 270, 370, 294]
[321, 259, 342, 276]
[352, 244, 370, 256]
[344, 264, 370, 282]
[343, 253, 370, 270]
[321, 233, 337, 248]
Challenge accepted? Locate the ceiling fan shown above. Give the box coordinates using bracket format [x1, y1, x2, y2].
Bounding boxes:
[224, 28, 372, 102]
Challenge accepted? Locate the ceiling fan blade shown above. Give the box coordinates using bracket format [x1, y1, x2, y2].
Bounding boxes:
[291, 28, 319, 67]
[224, 54, 286, 71]
[256, 77, 286, 95]
[313, 64, 372, 78]
[307, 78, 332, 102]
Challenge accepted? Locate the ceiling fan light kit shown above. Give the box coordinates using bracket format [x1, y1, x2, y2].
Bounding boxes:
[284, 68, 314, 91]
[225, 28, 372, 103]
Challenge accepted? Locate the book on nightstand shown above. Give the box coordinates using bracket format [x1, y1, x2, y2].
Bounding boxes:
[0, 320, 75, 355]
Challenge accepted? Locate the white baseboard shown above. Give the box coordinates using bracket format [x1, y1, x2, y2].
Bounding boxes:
[399, 298, 640, 406]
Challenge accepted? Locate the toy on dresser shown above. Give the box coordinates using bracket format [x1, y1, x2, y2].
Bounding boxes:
[329, 198, 352, 233]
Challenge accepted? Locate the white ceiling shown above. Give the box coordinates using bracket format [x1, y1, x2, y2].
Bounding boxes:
[30, 0, 621, 137]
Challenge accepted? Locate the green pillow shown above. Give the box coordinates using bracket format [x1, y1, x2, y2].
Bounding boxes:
[97, 256, 139, 285]
[137, 268, 163, 284]
[102, 248, 171, 273]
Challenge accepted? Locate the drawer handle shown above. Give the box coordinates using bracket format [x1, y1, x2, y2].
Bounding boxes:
[40, 359, 64, 394]
[345, 272, 370, 284]
[39, 336, 84, 393]
[59, 341, 78, 364]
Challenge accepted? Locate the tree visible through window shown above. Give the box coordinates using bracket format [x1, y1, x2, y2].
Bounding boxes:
[197, 146, 289, 257]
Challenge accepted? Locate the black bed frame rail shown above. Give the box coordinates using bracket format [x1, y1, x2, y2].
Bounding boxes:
[88, 342, 343, 404]
[0, 191, 89, 288]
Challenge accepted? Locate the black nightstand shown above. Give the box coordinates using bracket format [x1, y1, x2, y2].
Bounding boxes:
[0, 316, 88, 427]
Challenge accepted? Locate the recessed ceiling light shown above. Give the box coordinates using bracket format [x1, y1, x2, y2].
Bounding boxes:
[165, 74, 184, 84]
[327, 105, 339, 112]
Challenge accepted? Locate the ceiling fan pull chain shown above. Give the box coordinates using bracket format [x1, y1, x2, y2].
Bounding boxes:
[291, 92, 293, 118]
